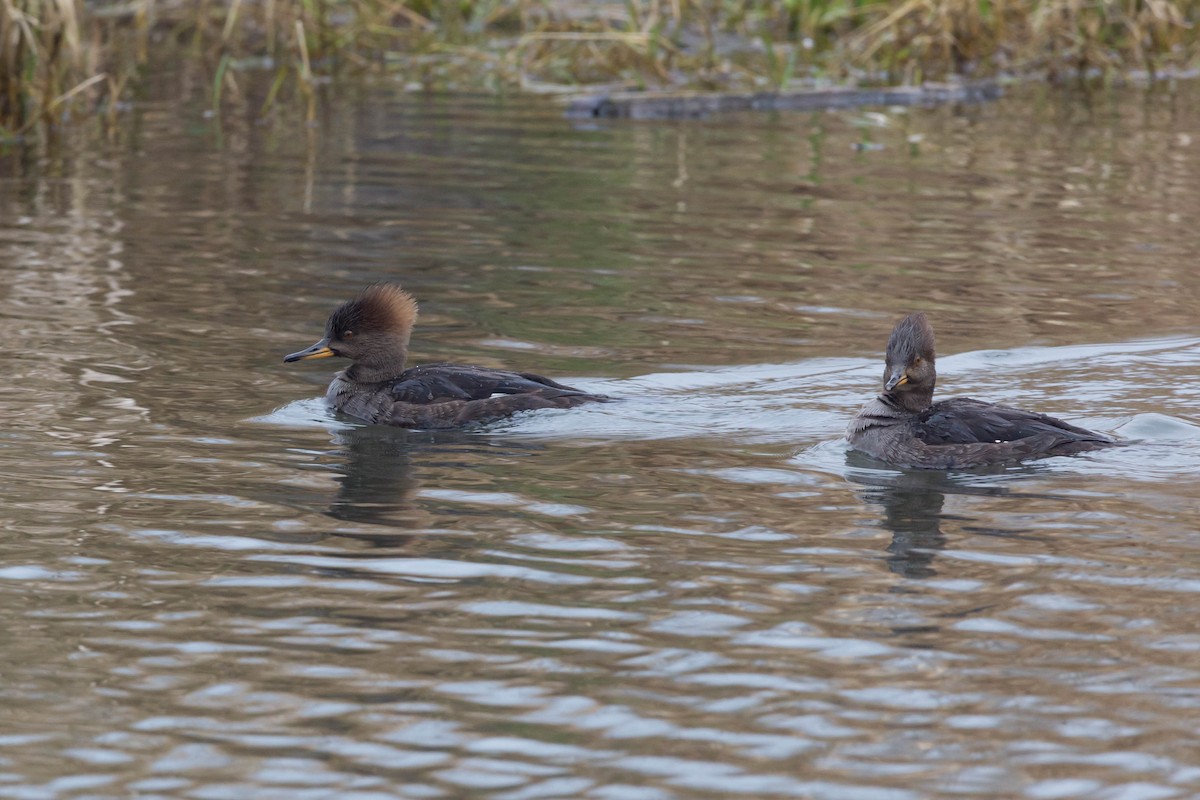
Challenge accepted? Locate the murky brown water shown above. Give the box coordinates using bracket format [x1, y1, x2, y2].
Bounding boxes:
[3, 81, 1200, 799]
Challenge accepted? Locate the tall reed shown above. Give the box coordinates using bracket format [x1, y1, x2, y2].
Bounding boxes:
[1, 0, 90, 135]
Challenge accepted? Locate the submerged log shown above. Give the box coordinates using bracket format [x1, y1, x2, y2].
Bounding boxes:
[561, 82, 1002, 120]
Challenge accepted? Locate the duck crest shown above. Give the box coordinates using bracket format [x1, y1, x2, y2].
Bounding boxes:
[886, 312, 936, 366]
[329, 283, 419, 338]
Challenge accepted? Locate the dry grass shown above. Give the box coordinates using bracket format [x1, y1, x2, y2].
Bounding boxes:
[2, 0, 1198, 134]
[2, 0, 88, 133]
[847, 0, 1196, 80]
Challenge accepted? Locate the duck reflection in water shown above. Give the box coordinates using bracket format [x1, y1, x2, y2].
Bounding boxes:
[845, 451, 1045, 579]
[321, 425, 557, 541]
[324, 425, 425, 532]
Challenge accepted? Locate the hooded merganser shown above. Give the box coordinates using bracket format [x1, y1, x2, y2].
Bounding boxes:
[284, 283, 608, 429]
[847, 313, 1115, 469]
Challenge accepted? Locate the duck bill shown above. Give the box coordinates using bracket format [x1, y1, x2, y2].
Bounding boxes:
[284, 338, 335, 363]
[884, 371, 908, 391]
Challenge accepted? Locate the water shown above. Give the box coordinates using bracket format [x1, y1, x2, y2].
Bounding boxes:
[2, 81, 1200, 798]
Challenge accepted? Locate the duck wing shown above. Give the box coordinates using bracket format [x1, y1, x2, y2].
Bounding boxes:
[380, 391, 601, 429]
[916, 398, 1111, 446]
[389, 364, 605, 404]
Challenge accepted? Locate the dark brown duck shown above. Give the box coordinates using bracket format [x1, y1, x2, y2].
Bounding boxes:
[285, 283, 607, 429]
[847, 313, 1115, 469]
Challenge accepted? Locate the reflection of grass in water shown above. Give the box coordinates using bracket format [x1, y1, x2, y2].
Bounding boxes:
[2, 0, 1198, 132]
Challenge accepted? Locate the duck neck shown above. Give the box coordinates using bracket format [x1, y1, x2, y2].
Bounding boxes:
[344, 341, 410, 385]
[884, 387, 933, 415]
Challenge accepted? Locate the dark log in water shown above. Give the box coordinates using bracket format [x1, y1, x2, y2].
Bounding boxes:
[562, 82, 1003, 119]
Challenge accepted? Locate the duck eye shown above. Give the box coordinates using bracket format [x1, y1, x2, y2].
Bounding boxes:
[913, 356, 922, 365]
[343, 330, 354, 339]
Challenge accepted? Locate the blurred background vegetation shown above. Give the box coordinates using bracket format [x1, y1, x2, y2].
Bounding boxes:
[2, 0, 1198, 134]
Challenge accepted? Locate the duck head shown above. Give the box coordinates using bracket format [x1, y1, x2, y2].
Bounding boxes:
[285, 283, 419, 383]
[882, 312, 936, 412]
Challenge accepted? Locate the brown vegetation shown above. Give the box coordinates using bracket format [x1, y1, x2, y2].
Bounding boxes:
[1, 0, 1197, 134]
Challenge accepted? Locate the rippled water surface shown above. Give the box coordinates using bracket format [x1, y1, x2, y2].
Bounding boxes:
[3, 82, 1200, 799]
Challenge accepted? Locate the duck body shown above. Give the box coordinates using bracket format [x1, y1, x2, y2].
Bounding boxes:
[849, 395, 1113, 469]
[286, 283, 608, 430]
[847, 313, 1114, 469]
[327, 363, 604, 429]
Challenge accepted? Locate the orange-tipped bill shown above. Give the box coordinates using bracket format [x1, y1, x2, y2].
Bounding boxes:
[284, 338, 335, 363]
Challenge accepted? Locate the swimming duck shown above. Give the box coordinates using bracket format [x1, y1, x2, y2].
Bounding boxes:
[847, 313, 1114, 468]
[284, 283, 607, 428]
